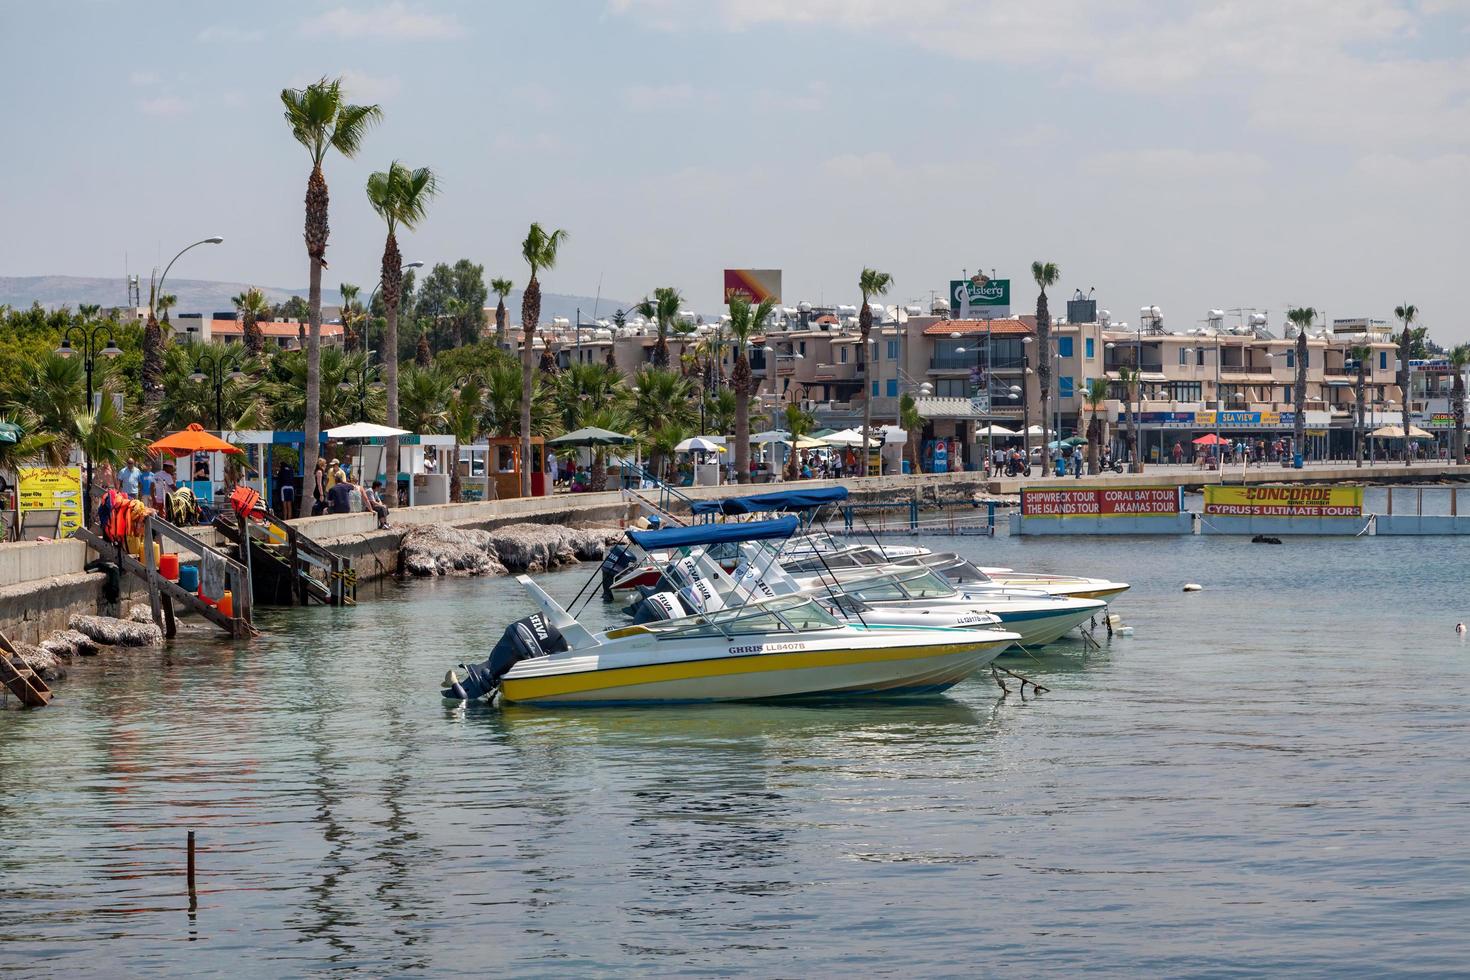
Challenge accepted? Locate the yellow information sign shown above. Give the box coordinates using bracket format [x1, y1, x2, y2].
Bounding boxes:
[1203, 484, 1363, 518]
[17, 466, 84, 537]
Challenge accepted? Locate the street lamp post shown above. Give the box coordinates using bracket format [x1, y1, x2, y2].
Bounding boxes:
[366, 260, 424, 353]
[153, 237, 225, 315]
[189, 351, 247, 431]
[55, 323, 123, 524]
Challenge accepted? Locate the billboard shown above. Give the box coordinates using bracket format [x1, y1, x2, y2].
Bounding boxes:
[949, 278, 1010, 319]
[1021, 486, 1181, 517]
[1203, 485, 1363, 518]
[18, 465, 83, 538]
[724, 269, 782, 304]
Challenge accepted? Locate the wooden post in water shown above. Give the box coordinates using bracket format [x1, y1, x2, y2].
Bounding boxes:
[187, 830, 197, 911]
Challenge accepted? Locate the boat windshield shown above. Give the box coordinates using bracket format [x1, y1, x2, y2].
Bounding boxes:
[842, 567, 958, 603]
[922, 554, 994, 584]
[653, 595, 842, 639]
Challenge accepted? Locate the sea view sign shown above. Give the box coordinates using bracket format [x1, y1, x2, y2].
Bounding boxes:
[724, 269, 782, 304]
[949, 279, 1010, 319]
[1022, 486, 1181, 517]
[1203, 485, 1364, 518]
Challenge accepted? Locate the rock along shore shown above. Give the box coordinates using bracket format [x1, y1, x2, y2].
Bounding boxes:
[401, 522, 625, 578]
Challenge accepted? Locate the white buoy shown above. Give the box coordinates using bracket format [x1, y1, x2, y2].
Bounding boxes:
[1457, 623, 1466, 636]
[1182, 583, 1203, 592]
[1116, 626, 1134, 636]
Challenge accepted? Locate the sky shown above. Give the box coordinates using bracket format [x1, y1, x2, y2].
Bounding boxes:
[2, 0, 1468, 337]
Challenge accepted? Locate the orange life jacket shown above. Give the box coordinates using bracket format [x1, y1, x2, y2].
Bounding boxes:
[229, 485, 263, 520]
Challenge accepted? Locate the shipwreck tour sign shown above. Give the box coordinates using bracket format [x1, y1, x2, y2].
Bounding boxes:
[1021, 486, 1181, 517]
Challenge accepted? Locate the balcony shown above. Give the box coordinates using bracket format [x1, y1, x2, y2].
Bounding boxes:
[929, 354, 981, 371]
[814, 362, 857, 381]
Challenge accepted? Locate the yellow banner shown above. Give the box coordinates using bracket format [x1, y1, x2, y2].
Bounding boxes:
[18, 466, 83, 537]
[1203, 484, 1363, 518]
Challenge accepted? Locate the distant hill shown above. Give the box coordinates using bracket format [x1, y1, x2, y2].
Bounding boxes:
[0, 275, 636, 325]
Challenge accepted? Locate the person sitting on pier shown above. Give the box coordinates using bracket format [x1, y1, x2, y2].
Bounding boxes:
[364, 481, 390, 529]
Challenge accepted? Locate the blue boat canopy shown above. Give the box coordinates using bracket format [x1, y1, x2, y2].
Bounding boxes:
[627, 515, 800, 550]
[689, 487, 849, 516]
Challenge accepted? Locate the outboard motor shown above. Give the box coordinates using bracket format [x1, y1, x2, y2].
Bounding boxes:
[442, 612, 569, 701]
[629, 590, 689, 625]
[600, 545, 639, 603]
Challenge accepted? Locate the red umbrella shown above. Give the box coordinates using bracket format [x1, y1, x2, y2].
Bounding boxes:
[148, 422, 243, 456]
[1192, 433, 1228, 446]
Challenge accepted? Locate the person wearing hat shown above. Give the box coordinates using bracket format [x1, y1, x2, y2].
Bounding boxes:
[327, 458, 346, 490]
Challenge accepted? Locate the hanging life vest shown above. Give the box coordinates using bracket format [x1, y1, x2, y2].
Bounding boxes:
[229, 484, 264, 520]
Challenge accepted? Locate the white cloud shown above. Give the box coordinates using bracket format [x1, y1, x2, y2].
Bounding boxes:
[129, 70, 159, 87]
[197, 24, 265, 43]
[339, 70, 402, 103]
[1084, 148, 1269, 181]
[301, 2, 462, 40]
[622, 82, 698, 110]
[138, 96, 190, 117]
[611, 0, 1469, 149]
[1354, 152, 1470, 183]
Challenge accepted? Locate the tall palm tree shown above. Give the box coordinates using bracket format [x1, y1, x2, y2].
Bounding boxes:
[636, 286, 683, 369]
[857, 267, 894, 476]
[338, 282, 363, 353]
[1450, 343, 1470, 465]
[232, 286, 270, 357]
[1394, 303, 1418, 465]
[280, 75, 382, 484]
[1286, 306, 1316, 466]
[1118, 367, 1141, 470]
[366, 160, 438, 470]
[1350, 344, 1371, 468]
[143, 283, 166, 404]
[1031, 261, 1060, 461]
[490, 277, 514, 349]
[520, 222, 569, 495]
[630, 366, 697, 436]
[1084, 376, 1109, 474]
[726, 292, 776, 483]
[156, 294, 178, 322]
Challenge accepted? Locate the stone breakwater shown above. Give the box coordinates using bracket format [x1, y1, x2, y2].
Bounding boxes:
[401, 522, 625, 578]
[4, 613, 164, 692]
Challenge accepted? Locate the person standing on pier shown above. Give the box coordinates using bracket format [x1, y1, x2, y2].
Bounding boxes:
[118, 458, 142, 500]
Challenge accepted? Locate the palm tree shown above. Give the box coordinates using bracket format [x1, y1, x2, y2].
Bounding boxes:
[232, 286, 270, 357]
[1031, 261, 1060, 461]
[899, 392, 923, 475]
[143, 283, 166, 404]
[553, 361, 627, 432]
[1450, 344, 1470, 465]
[1395, 303, 1418, 466]
[1119, 366, 1141, 470]
[490, 277, 514, 349]
[366, 161, 438, 469]
[704, 389, 736, 437]
[75, 381, 155, 472]
[520, 222, 569, 495]
[266, 348, 381, 430]
[338, 282, 363, 353]
[1084, 376, 1109, 474]
[783, 403, 815, 480]
[1286, 306, 1316, 466]
[1350, 344, 1371, 467]
[857, 267, 894, 476]
[636, 286, 683, 369]
[160, 342, 271, 431]
[156, 294, 178, 322]
[481, 361, 551, 438]
[280, 75, 382, 484]
[397, 364, 452, 437]
[0, 413, 59, 475]
[630, 366, 695, 478]
[727, 292, 776, 483]
[3, 352, 84, 461]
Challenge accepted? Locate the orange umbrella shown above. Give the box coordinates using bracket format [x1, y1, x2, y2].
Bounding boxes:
[148, 422, 243, 456]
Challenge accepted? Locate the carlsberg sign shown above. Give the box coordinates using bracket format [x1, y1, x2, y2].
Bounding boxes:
[950, 278, 1010, 319]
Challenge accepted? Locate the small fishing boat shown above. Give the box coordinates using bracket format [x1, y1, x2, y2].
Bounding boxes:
[444, 518, 1017, 706]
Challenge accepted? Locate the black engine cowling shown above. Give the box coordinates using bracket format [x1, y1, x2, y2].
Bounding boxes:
[443, 613, 569, 700]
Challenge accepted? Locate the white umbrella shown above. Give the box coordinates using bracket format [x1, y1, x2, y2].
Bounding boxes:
[976, 424, 1017, 437]
[675, 436, 723, 452]
[749, 429, 790, 444]
[325, 422, 412, 439]
[1023, 424, 1046, 436]
[820, 428, 866, 447]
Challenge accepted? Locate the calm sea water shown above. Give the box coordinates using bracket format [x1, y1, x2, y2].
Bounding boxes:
[3, 528, 1469, 976]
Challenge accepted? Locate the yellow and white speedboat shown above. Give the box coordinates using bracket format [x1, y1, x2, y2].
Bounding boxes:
[443, 576, 1017, 707]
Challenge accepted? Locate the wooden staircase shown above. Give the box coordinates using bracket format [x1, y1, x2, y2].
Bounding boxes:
[0, 631, 53, 708]
[212, 511, 355, 607]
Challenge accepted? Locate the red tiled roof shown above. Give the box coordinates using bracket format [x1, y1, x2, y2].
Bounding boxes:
[922, 318, 1034, 337]
[209, 319, 343, 338]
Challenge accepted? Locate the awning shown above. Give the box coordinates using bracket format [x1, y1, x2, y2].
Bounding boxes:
[627, 515, 799, 549]
[1141, 372, 1169, 383]
[690, 487, 850, 516]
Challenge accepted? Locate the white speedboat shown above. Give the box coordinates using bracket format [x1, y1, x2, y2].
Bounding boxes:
[446, 517, 1016, 706]
[921, 554, 1130, 602]
[644, 543, 1104, 650]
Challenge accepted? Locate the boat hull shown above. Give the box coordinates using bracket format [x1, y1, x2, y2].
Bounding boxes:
[499, 639, 1004, 706]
